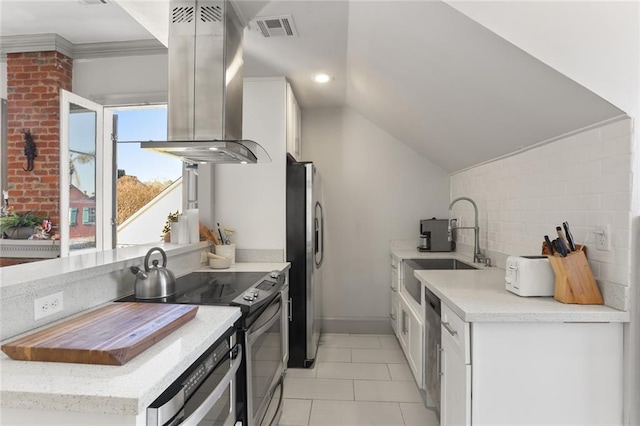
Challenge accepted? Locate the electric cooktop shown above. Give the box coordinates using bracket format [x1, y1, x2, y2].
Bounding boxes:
[116, 271, 284, 313]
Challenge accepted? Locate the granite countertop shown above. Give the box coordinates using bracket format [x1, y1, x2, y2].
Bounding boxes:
[390, 248, 629, 323]
[0, 305, 241, 416]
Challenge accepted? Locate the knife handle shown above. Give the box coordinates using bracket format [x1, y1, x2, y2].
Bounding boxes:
[555, 238, 569, 257]
[563, 222, 576, 251]
[544, 235, 555, 254]
[556, 226, 570, 250]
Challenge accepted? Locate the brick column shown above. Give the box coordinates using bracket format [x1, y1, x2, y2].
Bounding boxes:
[6, 51, 72, 220]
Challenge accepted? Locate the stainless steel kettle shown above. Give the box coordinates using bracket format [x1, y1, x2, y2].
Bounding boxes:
[129, 247, 176, 299]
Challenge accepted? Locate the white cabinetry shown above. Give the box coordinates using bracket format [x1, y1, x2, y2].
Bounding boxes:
[439, 304, 623, 426]
[390, 255, 424, 389]
[214, 77, 299, 250]
[286, 82, 302, 161]
[390, 256, 400, 334]
[440, 304, 471, 426]
[398, 293, 423, 388]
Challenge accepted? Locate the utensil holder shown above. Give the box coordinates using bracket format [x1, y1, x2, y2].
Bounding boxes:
[214, 244, 236, 264]
[541, 244, 603, 305]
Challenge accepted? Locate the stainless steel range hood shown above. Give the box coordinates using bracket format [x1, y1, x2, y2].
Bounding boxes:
[141, 0, 271, 164]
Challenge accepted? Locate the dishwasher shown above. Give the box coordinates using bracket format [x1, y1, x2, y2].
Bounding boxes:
[424, 285, 441, 420]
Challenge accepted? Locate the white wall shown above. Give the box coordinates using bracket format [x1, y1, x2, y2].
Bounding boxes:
[451, 117, 633, 311]
[303, 106, 451, 332]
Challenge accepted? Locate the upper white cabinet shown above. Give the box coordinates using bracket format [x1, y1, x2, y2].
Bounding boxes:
[286, 82, 302, 161]
[214, 77, 291, 250]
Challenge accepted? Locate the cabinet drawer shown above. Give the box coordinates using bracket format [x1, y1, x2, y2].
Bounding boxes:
[441, 303, 470, 364]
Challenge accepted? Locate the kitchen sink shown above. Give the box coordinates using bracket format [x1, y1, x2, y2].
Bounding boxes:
[405, 258, 478, 270]
[401, 258, 478, 307]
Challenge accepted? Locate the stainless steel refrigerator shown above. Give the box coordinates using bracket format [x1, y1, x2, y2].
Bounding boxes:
[286, 154, 324, 368]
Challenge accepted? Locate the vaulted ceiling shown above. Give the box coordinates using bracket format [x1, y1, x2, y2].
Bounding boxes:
[0, 0, 626, 172]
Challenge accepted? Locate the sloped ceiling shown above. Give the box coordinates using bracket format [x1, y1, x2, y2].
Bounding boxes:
[344, 1, 625, 172]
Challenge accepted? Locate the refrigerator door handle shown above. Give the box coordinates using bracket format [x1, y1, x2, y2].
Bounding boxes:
[314, 201, 324, 268]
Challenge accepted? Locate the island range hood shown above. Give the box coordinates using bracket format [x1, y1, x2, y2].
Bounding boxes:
[141, 0, 271, 164]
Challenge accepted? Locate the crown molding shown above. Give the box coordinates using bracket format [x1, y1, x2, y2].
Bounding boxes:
[1, 35, 166, 62]
[0, 34, 74, 59]
[73, 39, 166, 59]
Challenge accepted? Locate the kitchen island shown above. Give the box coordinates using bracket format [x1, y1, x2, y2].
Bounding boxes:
[390, 247, 628, 426]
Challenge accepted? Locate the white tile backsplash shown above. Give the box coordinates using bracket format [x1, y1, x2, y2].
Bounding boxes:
[451, 117, 633, 310]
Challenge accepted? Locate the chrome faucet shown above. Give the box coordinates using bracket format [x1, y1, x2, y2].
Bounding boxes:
[448, 196, 488, 265]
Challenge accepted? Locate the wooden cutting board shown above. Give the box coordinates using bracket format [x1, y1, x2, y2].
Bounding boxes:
[1, 303, 198, 366]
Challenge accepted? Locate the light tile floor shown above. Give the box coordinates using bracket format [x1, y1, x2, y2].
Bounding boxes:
[279, 334, 439, 426]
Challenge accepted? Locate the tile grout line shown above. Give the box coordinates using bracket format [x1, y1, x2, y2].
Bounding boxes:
[307, 399, 313, 426]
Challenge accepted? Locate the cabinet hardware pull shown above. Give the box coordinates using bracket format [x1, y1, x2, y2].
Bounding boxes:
[437, 343, 444, 377]
[402, 311, 408, 334]
[390, 313, 396, 320]
[391, 284, 397, 292]
[288, 298, 293, 322]
[441, 321, 458, 336]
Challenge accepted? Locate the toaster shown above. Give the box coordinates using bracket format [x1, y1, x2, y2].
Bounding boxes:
[505, 255, 555, 297]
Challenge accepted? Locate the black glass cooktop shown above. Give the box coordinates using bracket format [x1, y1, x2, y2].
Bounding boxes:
[117, 271, 269, 306]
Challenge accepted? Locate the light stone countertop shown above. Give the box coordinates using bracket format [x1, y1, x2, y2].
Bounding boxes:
[193, 262, 291, 273]
[0, 305, 241, 416]
[391, 248, 629, 323]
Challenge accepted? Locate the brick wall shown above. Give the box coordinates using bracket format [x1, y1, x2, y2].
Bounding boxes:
[450, 118, 633, 310]
[6, 51, 72, 221]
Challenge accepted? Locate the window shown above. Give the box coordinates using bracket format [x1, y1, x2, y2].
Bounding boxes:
[112, 105, 181, 247]
[69, 207, 78, 226]
[83, 207, 96, 225]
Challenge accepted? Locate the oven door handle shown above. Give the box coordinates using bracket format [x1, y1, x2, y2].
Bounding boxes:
[180, 345, 243, 426]
[248, 299, 282, 345]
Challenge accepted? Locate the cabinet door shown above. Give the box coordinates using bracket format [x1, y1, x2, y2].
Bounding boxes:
[398, 296, 411, 351]
[408, 307, 424, 389]
[390, 256, 401, 337]
[286, 83, 301, 160]
[391, 291, 399, 336]
[441, 323, 471, 426]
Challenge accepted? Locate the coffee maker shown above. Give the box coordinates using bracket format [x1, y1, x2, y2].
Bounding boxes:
[418, 218, 454, 252]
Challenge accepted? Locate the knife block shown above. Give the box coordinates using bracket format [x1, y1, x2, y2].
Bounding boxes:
[542, 244, 603, 305]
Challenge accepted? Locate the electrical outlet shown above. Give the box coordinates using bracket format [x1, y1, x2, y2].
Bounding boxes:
[34, 291, 64, 321]
[595, 225, 611, 251]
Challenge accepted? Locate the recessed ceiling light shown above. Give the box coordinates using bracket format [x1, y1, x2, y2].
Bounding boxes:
[314, 73, 331, 84]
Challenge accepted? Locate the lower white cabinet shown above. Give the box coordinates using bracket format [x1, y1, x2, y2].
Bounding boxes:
[440, 305, 471, 426]
[398, 293, 423, 388]
[390, 255, 400, 336]
[439, 304, 624, 426]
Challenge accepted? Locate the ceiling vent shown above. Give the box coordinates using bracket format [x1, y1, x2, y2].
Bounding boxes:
[250, 15, 298, 38]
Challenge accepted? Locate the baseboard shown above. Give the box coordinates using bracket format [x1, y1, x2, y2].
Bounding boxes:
[322, 317, 393, 335]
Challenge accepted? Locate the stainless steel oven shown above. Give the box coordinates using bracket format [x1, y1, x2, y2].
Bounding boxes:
[147, 328, 241, 426]
[243, 280, 289, 426]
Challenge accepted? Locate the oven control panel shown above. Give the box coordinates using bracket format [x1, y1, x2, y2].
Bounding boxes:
[232, 270, 283, 307]
[183, 340, 231, 399]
